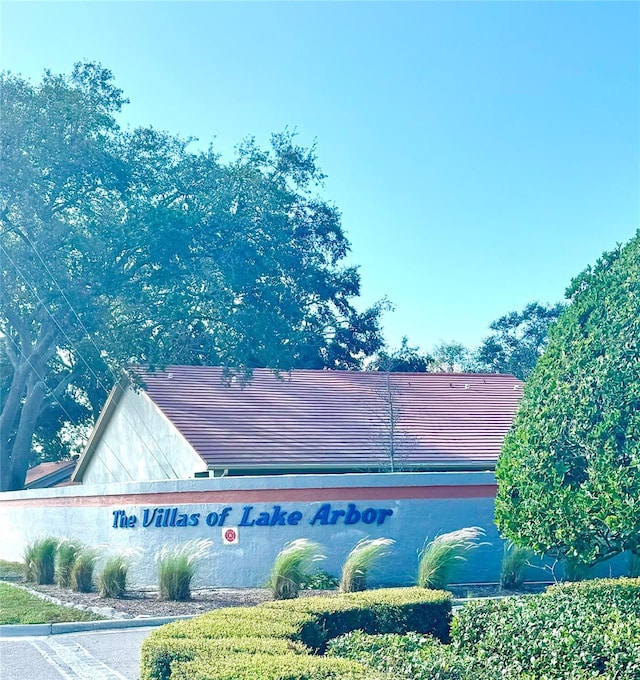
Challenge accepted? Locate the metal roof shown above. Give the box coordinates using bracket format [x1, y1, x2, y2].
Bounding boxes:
[25, 460, 77, 488]
[135, 366, 523, 471]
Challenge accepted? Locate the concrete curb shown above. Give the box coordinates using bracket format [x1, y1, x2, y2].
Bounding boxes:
[0, 614, 194, 638]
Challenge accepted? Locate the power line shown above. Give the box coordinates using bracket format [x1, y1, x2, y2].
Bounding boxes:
[2, 331, 135, 482]
[0, 241, 180, 478]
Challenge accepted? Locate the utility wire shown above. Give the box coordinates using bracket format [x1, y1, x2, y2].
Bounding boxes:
[0, 241, 180, 477]
[2, 331, 133, 482]
[4, 230, 186, 476]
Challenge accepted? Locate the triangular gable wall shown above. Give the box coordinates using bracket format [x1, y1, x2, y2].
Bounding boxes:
[73, 383, 207, 484]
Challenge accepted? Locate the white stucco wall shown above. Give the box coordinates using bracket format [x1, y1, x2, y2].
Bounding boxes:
[3, 471, 626, 589]
[4, 472, 628, 589]
[80, 388, 207, 484]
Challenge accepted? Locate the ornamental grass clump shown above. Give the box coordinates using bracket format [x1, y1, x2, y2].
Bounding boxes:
[23, 537, 59, 585]
[71, 549, 97, 592]
[268, 539, 325, 600]
[56, 539, 81, 588]
[417, 527, 484, 590]
[500, 541, 532, 591]
[340, 538, 395, 593]
[157, 539, 212, 601]
[98, 555, 129, 598]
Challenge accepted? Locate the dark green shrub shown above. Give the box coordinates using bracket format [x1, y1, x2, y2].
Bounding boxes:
[451, 578, 640, 679]
[327, 631, 490, 680]
[98, 555, 128, 598]
[23, 537, 58, 584]
[56, 540, 80, 588]
[70, 549, 96, 592]
[301, 569, 339, 590]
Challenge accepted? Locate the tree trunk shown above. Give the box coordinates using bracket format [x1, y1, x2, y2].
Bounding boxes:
[0, 325, 57, 491]
[0, 363, 29, 491]
[6, 373, 47, 490]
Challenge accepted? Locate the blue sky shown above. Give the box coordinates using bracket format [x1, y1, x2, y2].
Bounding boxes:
[2, 1, 638, 352]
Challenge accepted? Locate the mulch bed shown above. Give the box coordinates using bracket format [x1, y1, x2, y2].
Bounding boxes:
[17, 581, 551, 619]
[23, 583, 274, 618]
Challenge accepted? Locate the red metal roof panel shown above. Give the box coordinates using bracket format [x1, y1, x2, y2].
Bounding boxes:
[135, 367, 523, 470]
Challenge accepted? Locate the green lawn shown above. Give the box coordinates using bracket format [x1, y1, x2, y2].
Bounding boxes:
[0, 582, 103, 625]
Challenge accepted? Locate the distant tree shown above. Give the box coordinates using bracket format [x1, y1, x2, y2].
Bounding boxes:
[495, 233, 640, 565]
[475, 302, 564, 380]
[368, 337, 433, 372]
[0, 64, 384, 490]
[431, 341, 475, 372]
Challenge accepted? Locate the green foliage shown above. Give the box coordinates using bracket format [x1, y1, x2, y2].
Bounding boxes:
[56, 539, 80, 588]
[561, 555, 590, 582]
[500, 541, 532, 590]
[451, 578, 640, 679]
[268, 539, 325, 600]
[141, 587, 452, 680]
[368, 337, 433, 372]
[475, 301, 564, 380]
[496, 232, 640, 564]
[430, 342, 474, 372]
[70, 549, 96, 592]
[170, 654, 378, 680]
[327, 631, 479, 680]
[340, 588, 452, 640]
[23, 537, 58, 584]
[301, 569, 339, 591]
[0, 559, 24, 580]
[140, 636, 309, 680]
[0, 582, 102, 624]
[339, 538, 394, 592]
[0, 63, 385, 491]
[417, 528, 484, 590]
[156, 539, 211, 601]
[98, 555, 128, 598]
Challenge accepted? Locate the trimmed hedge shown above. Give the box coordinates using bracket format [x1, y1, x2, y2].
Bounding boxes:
[451, 577, 640, 680]
[141, 587, 452, 680]
[142, 637, 309, 680]
[170, 654, 383, 680]
[260, 587, 451, 644]
[151, 607, 323, 644]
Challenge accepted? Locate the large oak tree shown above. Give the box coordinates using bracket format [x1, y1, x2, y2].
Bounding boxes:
[0, 64, 384, 490]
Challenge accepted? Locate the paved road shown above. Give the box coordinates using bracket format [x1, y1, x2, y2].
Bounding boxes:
[0, 627, 154, 680]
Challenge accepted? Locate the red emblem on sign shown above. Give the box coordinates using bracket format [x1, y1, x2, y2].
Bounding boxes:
[224, 528, 237, 542]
